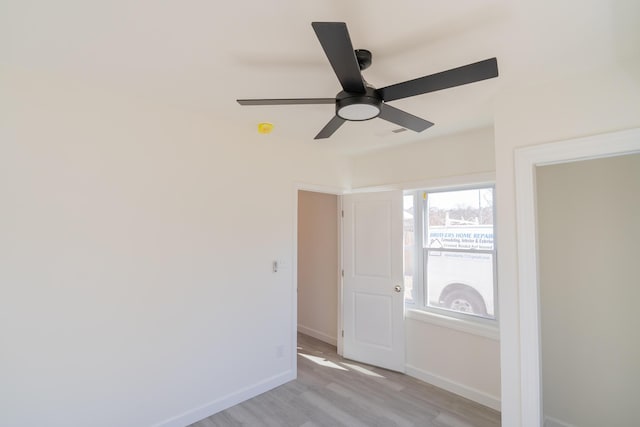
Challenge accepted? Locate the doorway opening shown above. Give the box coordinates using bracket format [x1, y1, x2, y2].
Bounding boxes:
[296, 189, 341, 352]
[514, 127, 640, 426]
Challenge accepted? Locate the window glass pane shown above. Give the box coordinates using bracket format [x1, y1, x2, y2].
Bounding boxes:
[426, 250, 495, 319]
[425, 188, 494, 250]
[403, 194, 415, 303]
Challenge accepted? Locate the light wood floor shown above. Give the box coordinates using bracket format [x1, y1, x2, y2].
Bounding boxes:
[191, 333, 501, 427]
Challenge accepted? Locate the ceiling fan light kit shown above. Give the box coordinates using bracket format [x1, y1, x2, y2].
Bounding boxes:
[336, 88, 381, 121]
[237, 22, 499, 140]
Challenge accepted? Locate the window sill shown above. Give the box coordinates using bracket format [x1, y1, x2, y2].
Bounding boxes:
[405, 308, 500, 341]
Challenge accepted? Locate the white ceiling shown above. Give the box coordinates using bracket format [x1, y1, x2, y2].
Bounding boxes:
[3, 0, 638, 155]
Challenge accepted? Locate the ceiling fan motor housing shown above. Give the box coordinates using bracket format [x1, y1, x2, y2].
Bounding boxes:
[355, 49, 372, 70]
[336, 87, 382, 121]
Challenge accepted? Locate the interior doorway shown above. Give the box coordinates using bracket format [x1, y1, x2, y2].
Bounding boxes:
[536, 153, 640, 427]
[514, 127, 640, 426]
[296, 190, 341, 350]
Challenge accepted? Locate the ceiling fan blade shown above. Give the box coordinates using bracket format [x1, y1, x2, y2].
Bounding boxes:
[312, 22, 366, 94]
[379, 58, 499, 102]
[378, 104, 434, 132]
[237, 98, 335, 106]
[314, 115, 346, 140]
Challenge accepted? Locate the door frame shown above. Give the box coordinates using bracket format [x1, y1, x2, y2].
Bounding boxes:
[293, 183, 345, 366]
[514, 127, 640, 427]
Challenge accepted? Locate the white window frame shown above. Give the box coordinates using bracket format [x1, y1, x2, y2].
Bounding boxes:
[404, 184, 499, 329]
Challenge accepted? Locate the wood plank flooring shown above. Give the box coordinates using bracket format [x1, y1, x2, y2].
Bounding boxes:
[190, 333, 501, 427]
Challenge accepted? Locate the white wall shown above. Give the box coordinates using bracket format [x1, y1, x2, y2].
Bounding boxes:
[536, 154, 640, 427]
[0, 70, 350, 427]
[297, 191, 338, 345]
[350, 126, 501, 409]
[405, 320, 501, 410]
[493, 0, 640, 423]
[351, 127, 495, 188]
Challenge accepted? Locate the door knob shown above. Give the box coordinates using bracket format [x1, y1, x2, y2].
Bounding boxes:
[394, 285, 402, 293]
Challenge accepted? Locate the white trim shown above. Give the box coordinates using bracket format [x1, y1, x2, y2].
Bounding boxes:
[297, 324, 338, 346]
[347, 171, 496, 193]
[291, 185, 300, 379]
[153, 370, 294, 427]
[337, 195, 344, 356]
[405, 364, 501, 411]
[406, 309, 500, 341]
[293, 182, 345, 195]
[514, 127, 640, 427]
[543, 416, 575, 427]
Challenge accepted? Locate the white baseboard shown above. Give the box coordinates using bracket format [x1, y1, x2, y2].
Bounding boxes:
[405, 364, 501, 412]
[544, 416, 575, 427]
[297, 324, 337, 346]
[153, 370, 295, 427]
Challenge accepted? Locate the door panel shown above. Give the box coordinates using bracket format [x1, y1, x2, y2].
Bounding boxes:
[354, 200, 392, 278]
[343, 191, 404, 372]
[354, 293, 392, 348]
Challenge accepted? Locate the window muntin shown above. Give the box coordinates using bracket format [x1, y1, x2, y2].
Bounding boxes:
[405, 186, 497, 321]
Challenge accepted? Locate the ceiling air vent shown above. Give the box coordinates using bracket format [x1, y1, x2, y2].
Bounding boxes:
[392, 128, 408, 134]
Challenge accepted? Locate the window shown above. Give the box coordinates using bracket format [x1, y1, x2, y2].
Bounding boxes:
[404, 186, 497, 321]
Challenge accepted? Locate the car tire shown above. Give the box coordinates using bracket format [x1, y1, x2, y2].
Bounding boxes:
[442, 289, 487, 315]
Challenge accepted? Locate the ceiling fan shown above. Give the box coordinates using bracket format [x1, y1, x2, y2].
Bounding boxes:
[237, 22, 499, 140]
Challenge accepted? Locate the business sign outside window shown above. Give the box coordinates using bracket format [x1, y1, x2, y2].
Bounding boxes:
[404, 187, 496, 320]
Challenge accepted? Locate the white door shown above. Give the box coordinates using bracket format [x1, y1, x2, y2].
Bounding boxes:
[342, 191, 404, 372]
